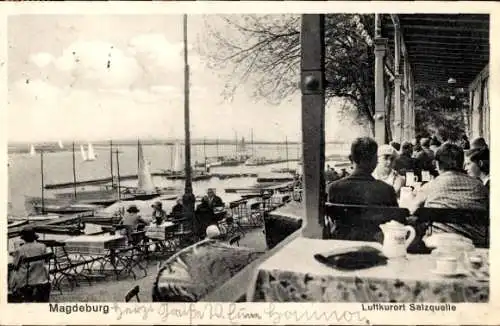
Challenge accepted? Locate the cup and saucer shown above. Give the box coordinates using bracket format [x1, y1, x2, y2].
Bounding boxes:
[430, 256, 467, 278]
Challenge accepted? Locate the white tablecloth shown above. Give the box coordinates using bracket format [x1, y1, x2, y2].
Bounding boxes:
[248, 237, 488, 302]
[145, 222, 176, 240]
[63, 234, 126, 254]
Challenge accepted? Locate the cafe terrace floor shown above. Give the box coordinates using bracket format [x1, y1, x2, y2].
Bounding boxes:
[49, 226, 268, 302]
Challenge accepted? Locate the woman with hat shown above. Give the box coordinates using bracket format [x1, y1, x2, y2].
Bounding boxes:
[373, 144, 405, 196]
[121, 205, 148, 241]
[151, 201, 167, 225]
[9, 226, 51, 302]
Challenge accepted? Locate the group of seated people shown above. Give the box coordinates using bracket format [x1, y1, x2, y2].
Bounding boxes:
[326, 135, 489, 245]
[9, 188, 228, 303]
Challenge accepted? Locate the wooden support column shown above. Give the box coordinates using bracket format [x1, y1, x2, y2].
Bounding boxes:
[393, 24, 402, 143]
[468, 89, 474, 139]
[300, 14, 325, 239]
[409, 73, 415, 140]
[374, 37, 388, 144]
[402, 55, 409, 142]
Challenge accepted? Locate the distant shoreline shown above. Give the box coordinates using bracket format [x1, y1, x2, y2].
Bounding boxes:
[8, 139, 349, 154]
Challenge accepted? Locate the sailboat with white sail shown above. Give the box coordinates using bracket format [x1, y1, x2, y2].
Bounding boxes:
[86, 142, 97, 161]
[29, 144, 36, 157]
[172, 141, 184, 173]
[119, 141, 161, 200]
[137, 142, 156, 194]
[80, 145, 87, 161]
[58, 140, 64, 149]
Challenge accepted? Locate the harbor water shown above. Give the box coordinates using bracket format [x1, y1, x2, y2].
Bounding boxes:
[7, 142, 348, 251]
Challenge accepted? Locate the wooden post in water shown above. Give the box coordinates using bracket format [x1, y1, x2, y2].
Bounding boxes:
[72, 142, 77, 199]
[110, 140, 114, 187]
[250, 128, 254, 157]
[203, 137, 207, 167]
[285, 136, 289, 169]
[115, 150, 121, 200]
[182, 14, 196, 240]
[234, 131, 238, 156]
[300, 14, 326, 239]
[137, 139, 140, 172]
[40, 150, 45, 214]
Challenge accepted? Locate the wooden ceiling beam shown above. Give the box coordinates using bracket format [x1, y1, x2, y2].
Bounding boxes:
[411, 60, 487, 67]
[405, 45, 489, 53]
[399, 14, 489, 23]
[409, 53, 490, 60]
[413, 78, 473, 86]
[403, 40, 488, 47]
[414, 71, 476, 78]
[389, 33, 488, 41]
[412, 66, 487, 74]
[401, 24, 489, 34]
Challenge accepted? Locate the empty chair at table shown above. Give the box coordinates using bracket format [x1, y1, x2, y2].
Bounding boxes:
[324, 203, 409, 242]
[9, 226, 51, 302]
[414, 207, 489, 248]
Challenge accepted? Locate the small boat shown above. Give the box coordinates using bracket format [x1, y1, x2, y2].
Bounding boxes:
[220, 155, 249, 166]
[256, 173, 294, 184]
[32, 203, 101, 215]
[8, 220, 28, 229]
[83, 209, 123, 226]
[9, 214, 60, 223]
[58, 140, 64, 149]
[271, 168, 296, 174]
[206, 157, 222, 168]
[225, 180, 293, 195]
[245, 157, 287, 166]
[34, 223, 84, 236]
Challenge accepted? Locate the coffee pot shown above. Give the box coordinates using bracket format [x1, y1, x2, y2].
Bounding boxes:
[379, 220, 416, 258]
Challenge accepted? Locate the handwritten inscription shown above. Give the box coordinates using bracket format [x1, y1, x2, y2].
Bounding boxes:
[264, 303, 368, 324]
[109, 302, 367, 324]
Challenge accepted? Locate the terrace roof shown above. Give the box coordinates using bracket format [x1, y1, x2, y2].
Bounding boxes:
[381, 14, 489, 88]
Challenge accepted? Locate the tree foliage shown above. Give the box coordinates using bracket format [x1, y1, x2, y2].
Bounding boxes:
[414, 85, 466, 140]
[200, 14, 377, 128]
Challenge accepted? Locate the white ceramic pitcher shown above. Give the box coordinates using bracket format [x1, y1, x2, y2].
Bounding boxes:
[379, 220, 416, 258]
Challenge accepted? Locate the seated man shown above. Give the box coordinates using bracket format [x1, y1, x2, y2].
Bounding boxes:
[196, 188, 225, 238]
[202, 188, 224, 209]
[169, 197, 184, 221]
[327, 137, 398, 241]
[409, 143, 489, 243]
[415, 138, 438, 178]
[394, 141, 417, 177]
[411, 143, 488, 211]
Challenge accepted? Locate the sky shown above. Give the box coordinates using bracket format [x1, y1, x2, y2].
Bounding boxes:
[7, 14, 366, 143]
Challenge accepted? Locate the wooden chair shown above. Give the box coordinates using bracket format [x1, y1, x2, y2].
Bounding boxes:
[114, 233, 148, 280]
[414, 207, 489, 248]
[229, 234, 241, 246]
[38, 240, 79, 293]
[324, 203, 410, 242]
[125, 285, 140, 302]
[248, 202, 264, 227]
